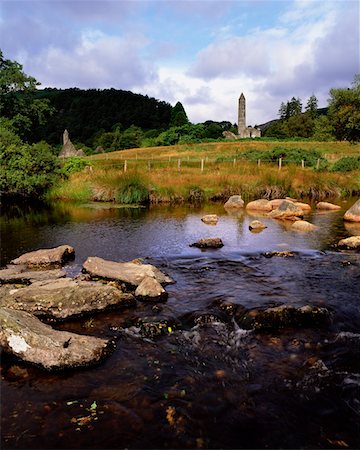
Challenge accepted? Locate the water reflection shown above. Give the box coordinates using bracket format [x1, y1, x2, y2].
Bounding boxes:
[0, 199, 357, 267]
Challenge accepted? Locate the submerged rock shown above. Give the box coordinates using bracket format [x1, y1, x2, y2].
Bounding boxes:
[11, 245, 75, 268]
[344, 199, 360, 222]
[337, 236, 360, 249]
[135, 276, 168, 302]
[268, 200, 304, 220]
[316, 201, 341, 211]
[291, 220, 318, 232]
[237, 305, 331, 331]
[201, 214, 219, 225]
[0, 278, 135, 320]
[249, 220, 267, 231]
[0, 307, 111, 370]
[190, 238, 224, 249]
[262, 251, 296, 258]
[246, 199, 272, 212]
[0, 265, 66, 284]
[83, 256, 174, 287]
[224, 195, 244, 209]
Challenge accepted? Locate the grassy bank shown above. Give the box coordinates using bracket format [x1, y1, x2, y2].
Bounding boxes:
[48, 141, 360, 204]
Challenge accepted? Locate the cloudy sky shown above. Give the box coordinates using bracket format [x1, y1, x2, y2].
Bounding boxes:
[1, 0, 359, 125]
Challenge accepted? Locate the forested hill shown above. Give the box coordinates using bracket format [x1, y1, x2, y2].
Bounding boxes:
[32, 88, 173, 145]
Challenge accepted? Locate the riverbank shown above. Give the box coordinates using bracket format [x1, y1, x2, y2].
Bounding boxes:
[48, 141, 360, 204]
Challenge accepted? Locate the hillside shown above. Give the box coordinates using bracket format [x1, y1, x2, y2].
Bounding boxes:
[32, 88, 173, 145]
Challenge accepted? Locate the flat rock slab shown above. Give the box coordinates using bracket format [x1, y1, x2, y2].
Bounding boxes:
[338, 236, 360, 249]
[0, 307, 110, 370]
[11, 245, 75, 268]
[0, 278, 135, 320]
[190, 238, 224, 249]
[0, 265, 66, 284]
[83, 257, 174, 287]
[344, 199, 360, 222]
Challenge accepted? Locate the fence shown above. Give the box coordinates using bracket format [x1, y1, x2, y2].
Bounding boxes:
[95, 155, 328, 172]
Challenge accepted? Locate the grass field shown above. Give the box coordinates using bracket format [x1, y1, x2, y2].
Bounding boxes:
[48, 140, 360, 204]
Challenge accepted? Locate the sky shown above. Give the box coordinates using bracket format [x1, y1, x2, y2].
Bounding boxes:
[1, 0, 359, 125]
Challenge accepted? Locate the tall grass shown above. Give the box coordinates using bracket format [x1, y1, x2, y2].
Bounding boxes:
[48, 141, 360, 204]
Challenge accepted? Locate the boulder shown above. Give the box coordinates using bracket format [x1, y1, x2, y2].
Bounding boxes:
[11, 245, 75, 268]
[337, 236, 360, 249]
[249, 220, 267, 231]
[268, 200, 304, 220]
[190, 238, 224, 249]
[269, 199, 287, 209]
[224, 195, 244, 209]
[0, 278, 135, 320]
[291, 220, 318, 232]
[316, 201, 341, 210]
[201, 214, 219, 225]
[222, 131, 238, 140]
[0, 307, 110, 370]
[135, 276, 168, 302]
[246, 199, 272, 212]
[237, 304, 331, 331]
[0, 265, 66, 284]
[344, 199, 360, 222]
[294, 202, 311, 211]
[83, 257, 174, 287]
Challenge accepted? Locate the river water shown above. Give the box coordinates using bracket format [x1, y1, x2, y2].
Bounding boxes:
[1, 200, 359, 449]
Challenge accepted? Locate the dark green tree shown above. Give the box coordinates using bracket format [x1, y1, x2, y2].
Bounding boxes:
[305, 94, 318, 118]
[328, 75, 360, 142]
[170, 101, 189, 127]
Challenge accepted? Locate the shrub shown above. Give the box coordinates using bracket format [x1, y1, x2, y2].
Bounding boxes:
[331, 156, 360, 172]
[60, 157, 90, 177]
[116, 174, 149, 204]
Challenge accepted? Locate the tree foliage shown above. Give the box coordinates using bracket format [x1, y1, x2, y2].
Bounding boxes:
[0, 50, 54, 140]
[328, 75, 360, 142]
[170, 101, 189, 127]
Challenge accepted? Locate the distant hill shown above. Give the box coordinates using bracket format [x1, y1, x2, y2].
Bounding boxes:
[32, 88, 173, 145]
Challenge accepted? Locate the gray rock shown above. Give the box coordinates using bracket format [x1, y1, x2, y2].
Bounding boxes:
[344, 198, 360, 222]
[0, 307, 111, 370]
[83, 256, 174, 287]
[249, 220, 267, 231]
[268, 200, 304, 220]
[222, 131, 238, 140]
[201, 214, 219, 225]
[0, 265, 66, 284]
[11, 245, 75, 268]
[0, 278, 135, 320]
[238, 304, 331, 331]
[190, 238, 224, 248]
[224, 195, 244, 209]
[135, 276, 168, 302]
[337, 236, 360, 249]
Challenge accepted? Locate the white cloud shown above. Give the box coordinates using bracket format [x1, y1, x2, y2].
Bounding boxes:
[30, 30, 158, 89]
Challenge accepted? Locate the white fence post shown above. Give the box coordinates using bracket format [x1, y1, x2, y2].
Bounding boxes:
[278, 157, 282, 171]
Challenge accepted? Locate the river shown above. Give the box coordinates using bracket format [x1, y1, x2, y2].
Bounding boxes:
[1, 199, 359, 449]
